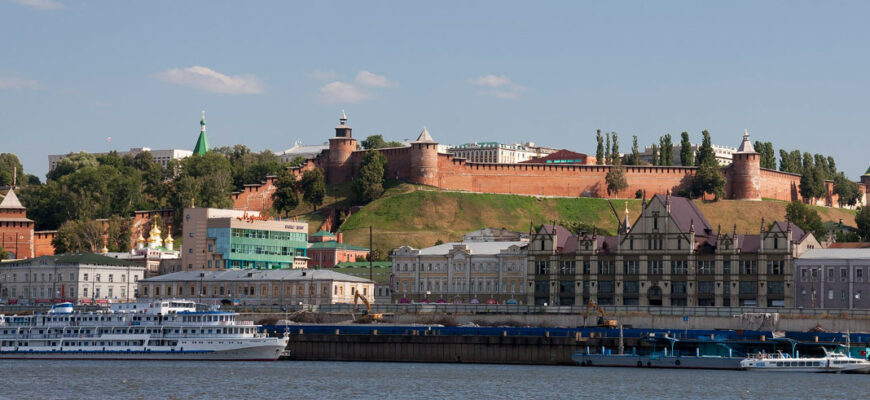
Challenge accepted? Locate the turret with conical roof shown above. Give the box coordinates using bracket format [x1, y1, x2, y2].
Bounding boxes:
[410, 126, 439, 186]
[327, 110, 358, 183]
[730, 129, 761, 201]
[193, 110, 209, 156]
[861, 163, 870, 189]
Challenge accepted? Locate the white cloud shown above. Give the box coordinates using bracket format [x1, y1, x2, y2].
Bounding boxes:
[156, 66, 264, 94]
[355, 70, 398, 88]
[310, 70, 340, 81]
[0, 76, 39, 89]
[11, 0, 64, 10]
[467, 74, 527, 99]
[313, 70, 397, 103]
[316, 81, 371, 104]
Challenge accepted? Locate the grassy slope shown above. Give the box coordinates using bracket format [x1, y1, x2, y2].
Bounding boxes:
[339, 190, 859, 255]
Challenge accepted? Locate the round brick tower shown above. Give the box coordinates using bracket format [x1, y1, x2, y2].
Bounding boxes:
[730, 129, 762, 200]
[327, 110, 357, 183]
[409, 126, 439, 186]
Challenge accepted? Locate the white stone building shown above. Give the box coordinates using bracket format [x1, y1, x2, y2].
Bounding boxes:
[391, 239, 529, 304]
[49, 147, 193, 171]
[137, 268, 374, 306]
[447, 142, 556, 164]
[0, 253, 145, 304]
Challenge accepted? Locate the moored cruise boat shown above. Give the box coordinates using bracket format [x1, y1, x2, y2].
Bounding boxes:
[0, 300, 288, 361]
[740, 350, 870, 373]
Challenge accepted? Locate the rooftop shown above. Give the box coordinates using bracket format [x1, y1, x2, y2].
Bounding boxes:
[413, 240, 527, 256]
[2, 253, 141, 267]
[798, 248, 870, 260]
[308, 241, 369, 251]
[0, 189, 24, 209]
[141, 268, 373, 283]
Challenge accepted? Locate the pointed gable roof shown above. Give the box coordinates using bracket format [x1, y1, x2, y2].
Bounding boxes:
[0, 189, 24, 209]
[413, 126, 436, 143]
[651, 194, 713, 236]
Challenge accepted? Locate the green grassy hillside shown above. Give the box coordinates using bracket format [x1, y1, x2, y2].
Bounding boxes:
[337, 189, 858, 256]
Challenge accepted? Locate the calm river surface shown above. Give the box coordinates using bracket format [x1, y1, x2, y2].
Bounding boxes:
[2, 360, 867, 399]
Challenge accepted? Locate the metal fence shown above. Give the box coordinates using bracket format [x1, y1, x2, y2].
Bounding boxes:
[4, 302, 869, 318]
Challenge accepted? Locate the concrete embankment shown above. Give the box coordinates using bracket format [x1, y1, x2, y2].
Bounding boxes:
[241, 312, 870, 333]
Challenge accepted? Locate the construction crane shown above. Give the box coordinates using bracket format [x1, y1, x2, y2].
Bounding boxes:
[353, 292, 383, 323]
[586, 301, 618, 328]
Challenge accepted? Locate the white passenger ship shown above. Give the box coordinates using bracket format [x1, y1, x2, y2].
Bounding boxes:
[740, 350, 870, 373]
[0, 300, 289, 361]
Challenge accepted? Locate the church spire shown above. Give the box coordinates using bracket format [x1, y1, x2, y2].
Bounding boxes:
[193, 110, 210, 156]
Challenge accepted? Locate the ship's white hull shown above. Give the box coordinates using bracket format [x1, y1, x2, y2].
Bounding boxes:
[0, 338, 289, 361]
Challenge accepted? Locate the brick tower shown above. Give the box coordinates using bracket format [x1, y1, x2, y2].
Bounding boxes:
[409, 126, 439, 186]
[0, 187, 34, 259]
[730, 129, 762, 200]
[327, 110, 357, 183]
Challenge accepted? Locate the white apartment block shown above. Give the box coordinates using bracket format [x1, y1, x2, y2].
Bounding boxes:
[447, 142, 556, 164]
[49, 147, 193, 171]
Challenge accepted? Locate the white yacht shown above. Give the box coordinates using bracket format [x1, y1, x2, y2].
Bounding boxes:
[740, 350, 870, 373]
[0, 300, 289, 361]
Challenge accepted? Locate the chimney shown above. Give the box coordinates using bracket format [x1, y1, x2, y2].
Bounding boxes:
[337, 232, 343, 243]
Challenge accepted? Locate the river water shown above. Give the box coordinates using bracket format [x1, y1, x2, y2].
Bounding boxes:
[2, 360, 866, 399]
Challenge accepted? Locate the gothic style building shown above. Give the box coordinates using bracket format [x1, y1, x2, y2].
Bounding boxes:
[526, 194, 820, 307]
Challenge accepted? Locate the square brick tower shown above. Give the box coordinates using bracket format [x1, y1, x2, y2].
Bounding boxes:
[0, 188, 34, 259]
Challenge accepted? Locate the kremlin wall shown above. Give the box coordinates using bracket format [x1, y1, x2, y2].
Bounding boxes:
[232, 113, 870, 212]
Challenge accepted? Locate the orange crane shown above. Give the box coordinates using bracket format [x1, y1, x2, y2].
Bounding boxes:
[586, 302, 618, 328]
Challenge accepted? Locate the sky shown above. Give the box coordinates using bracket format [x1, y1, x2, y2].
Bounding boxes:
[1, 0, 869, 180]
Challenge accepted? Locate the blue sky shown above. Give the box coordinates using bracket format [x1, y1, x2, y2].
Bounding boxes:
[1, 0, 869, 179]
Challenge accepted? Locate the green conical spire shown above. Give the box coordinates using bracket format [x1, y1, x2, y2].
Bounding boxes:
[193, 110, 209, 156]
[864, 164, 870, 176]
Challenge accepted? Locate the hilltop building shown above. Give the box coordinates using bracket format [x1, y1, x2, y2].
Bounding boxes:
[48, 112, 210, 171]
[519, 150, 591, 165]
[306, 231, 370, 269]
[48, 148, 193, 172]
[0, 253, 145, 303]
[447, 142, 557, 164]
[638, 143, 737, 166]
[276, 141, 330, 163]
[526, 194, 820, 307]
[181, 207, 309, 271]
[232, 113, 870, 212]
[137, 268, 374, 305]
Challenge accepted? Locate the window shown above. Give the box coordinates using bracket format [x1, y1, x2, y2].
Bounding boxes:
[767, 260, 785, 275]
[723, 260, 731, 275]
[697, 260, 714, 275]
[740, 260, 757, 275]
[801, 268, 808, 281]
[841, 268, 848, 282]
[648, 259, 663, 275]
[698, 281, 715, 295]
[672, 260, 687, 275]
[535, 260, 549, 275]
[624, 259, 639, 275]
[828, 289, 833, 300]
[598, 260, 615, 275]
[108, 274, 113, 283]
[83, 273, 88, 282]
[671, 282, 687, 295]
[739, 282, 757, 295]
[69, 273, 74, 281]
[96, 274, 101, 282]
[857, 268, 864, 282]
